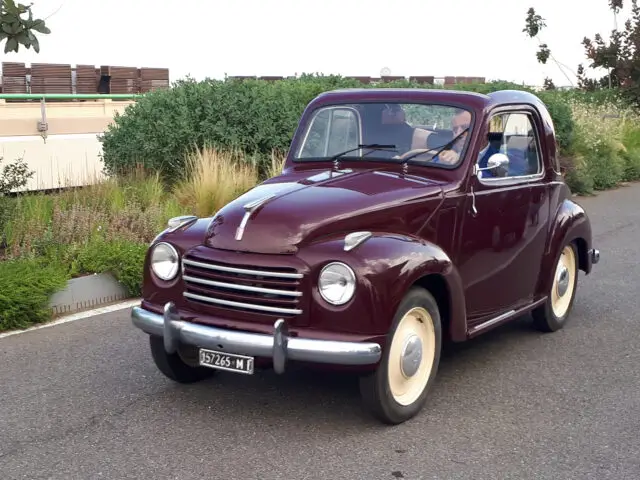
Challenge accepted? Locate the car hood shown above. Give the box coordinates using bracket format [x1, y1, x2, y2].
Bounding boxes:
[203, 167, 445, 254]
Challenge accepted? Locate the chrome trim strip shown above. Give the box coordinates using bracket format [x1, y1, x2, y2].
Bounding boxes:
[131, 304, 382, 373]
[183, 275, 302, 297]
[182, 258, 303, 279]
[235, 194, 277, 241]
[184, 292, 303, 315]
[468, 309, 516, 335]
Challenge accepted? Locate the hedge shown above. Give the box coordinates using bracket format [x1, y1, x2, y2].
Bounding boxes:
[0, 258, 69, 331]
[100, 76, 579, 184]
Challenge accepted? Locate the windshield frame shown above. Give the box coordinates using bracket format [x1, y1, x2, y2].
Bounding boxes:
[291, 99, 477, 170]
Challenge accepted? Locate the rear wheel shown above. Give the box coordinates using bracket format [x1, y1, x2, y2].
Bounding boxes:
[532, 242, 579, 332]
[359, 287, 442, 425]
[149, 335, 216, 383]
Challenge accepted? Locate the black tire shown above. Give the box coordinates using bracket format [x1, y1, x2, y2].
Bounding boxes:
[532, 242, 579, 333]
[359, 286, 442, 425]
[149, 335, 216, 384]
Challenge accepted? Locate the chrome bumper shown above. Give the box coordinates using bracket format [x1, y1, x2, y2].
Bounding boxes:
[589, 248, 600, 265]
[131, 302, 382, 374]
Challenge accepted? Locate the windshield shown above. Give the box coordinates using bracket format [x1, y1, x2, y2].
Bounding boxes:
[295, 102, 473, 166]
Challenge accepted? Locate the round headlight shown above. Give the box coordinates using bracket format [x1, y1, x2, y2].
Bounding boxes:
[151, 242, 179, 281]
[318, 262, 356, 306]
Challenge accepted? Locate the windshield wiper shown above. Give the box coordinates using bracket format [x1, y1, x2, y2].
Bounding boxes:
[399, 128, 470, 166]
[329, 144, 397, 168]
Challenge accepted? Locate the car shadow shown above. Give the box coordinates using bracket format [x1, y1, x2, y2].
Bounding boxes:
[151, 312, 549, 429]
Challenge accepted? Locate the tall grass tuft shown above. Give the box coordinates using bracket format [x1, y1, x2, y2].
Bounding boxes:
[173, 146, 259, 218]
[2, 170, 174, 259]
[267, 149, 287, 178]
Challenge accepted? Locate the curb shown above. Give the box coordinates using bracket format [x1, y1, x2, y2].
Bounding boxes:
[49, 272, 129, 317]
[0, 298, 140, 339]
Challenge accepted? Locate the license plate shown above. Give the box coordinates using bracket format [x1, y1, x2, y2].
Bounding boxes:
[198, 348, 255, 375]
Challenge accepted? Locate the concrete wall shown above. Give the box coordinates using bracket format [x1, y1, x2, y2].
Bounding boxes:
[0, 99, 136, 191]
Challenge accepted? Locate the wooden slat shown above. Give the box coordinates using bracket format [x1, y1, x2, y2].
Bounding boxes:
[109, 78, 138, 93]
[2, 62, 27, 76]
[76, 65, 97, 77]
[139, 79, 169, 92]
[101, 66, 138, 79]
[31, 63, 72, 77]
[1, 76, 27, 94]
[139, 68, 169, 81]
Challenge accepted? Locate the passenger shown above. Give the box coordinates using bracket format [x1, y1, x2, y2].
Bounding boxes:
[379, 104, 415, 154]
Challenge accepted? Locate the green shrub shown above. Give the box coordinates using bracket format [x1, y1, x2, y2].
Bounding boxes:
[101, 75, 575, 184]
[538, 92, 575, 155]
[621, 149, 640, 181]
[74, 239, 148, 297]
[0, 258, 69, 331]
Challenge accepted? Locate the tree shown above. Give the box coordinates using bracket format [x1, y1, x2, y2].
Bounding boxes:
[579, 0, 640, 99]
[523, 7, 576, 86]
[0, 0, 51, 54]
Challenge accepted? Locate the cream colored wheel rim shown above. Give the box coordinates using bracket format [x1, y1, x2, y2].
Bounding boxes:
[387, 307, 436, 406]
[551, 246, 576, 318]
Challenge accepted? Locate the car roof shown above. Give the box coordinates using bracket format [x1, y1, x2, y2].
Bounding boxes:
[308, 87, 546, 113]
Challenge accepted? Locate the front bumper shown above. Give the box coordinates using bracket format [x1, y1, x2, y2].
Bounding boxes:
[131, 302, 382, 374]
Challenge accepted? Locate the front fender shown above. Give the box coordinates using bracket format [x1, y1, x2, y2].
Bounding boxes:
[537, 198, 593, 296]
[297, 232, 466, 340]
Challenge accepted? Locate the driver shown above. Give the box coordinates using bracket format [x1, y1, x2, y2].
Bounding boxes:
[431, 110, 471, 164]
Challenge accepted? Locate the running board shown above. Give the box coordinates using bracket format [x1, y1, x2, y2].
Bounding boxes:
[467, 297, 548, 337]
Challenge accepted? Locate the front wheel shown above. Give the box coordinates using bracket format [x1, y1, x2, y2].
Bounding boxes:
[532, 242, 579, 332]
[359, 287, 442, 425]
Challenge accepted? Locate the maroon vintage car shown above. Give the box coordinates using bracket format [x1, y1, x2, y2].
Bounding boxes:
[131, 88, 600, 424]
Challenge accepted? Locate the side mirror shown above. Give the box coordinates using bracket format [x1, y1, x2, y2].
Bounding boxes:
[475, 153, 510, 178]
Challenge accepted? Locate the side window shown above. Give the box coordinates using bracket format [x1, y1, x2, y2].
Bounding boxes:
[478, 112, 542, 179]
[297, 108, 360, 158]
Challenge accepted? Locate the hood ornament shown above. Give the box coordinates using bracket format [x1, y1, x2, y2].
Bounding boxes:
[235, 194, 276, 241]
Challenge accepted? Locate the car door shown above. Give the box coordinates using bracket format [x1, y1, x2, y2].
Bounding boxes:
[456, 107, 550, 328]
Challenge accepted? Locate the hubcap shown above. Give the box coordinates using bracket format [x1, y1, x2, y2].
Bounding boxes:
[400, 334, 423, 378]
[387, 307, 436, 406]
[556, 265, 569, 297]
[551, 246, 576, 318]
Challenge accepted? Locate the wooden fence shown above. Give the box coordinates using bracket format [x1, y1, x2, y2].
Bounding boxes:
[0, 62, 170, 98]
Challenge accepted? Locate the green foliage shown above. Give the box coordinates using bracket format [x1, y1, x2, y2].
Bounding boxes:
[0, 0, 51, 53]
[0, 155, 34, 195]
[0, 258, 69, 331]
[537, 91, 576, 154]
[101, 76, 568, 184]
[73, 239, 148, 297]
[523, 7, 547, 38]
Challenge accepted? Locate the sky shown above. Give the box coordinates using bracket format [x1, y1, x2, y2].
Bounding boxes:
[1, 0, 630, 87]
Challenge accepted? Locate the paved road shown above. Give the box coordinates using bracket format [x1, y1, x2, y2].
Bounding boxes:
[2, 184, 640, 480]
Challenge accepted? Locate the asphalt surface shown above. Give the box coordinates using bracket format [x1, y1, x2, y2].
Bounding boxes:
[2, 183, 640, 480]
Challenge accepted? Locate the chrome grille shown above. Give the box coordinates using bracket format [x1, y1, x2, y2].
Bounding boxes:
[181, 256, 304, 317]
